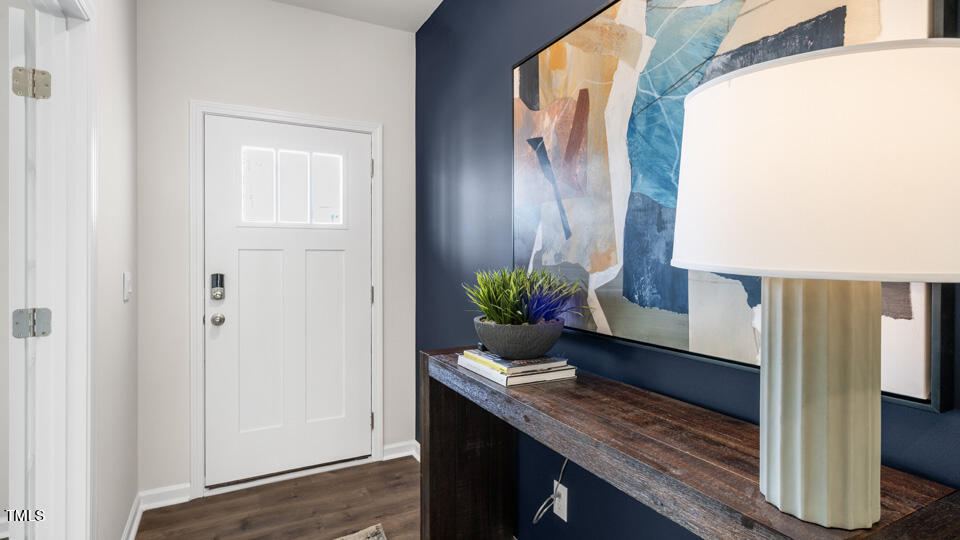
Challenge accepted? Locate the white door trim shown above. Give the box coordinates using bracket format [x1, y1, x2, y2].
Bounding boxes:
[30, 0, 90, 20]
[187, 100, 384, 499]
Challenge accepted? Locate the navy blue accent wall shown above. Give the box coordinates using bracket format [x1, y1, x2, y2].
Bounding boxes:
[416, 1, 960, 537]
[515, 432, 700, 539]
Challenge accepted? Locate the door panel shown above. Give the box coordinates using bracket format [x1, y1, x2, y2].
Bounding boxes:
[236, 249, 284, 433]
[204, 115, 373, 486]
[305, 249, 346, 422]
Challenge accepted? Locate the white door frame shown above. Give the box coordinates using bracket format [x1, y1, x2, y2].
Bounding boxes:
[30, 0, 88, 20]
[9, 0, 94, 538]
[187, 100, 384, 499]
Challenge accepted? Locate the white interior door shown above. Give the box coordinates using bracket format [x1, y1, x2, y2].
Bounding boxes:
[8, 2, 90, 538]
[204, 114, 373, 486]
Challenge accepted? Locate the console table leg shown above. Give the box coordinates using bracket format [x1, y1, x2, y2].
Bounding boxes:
[420, 352, 517, 539]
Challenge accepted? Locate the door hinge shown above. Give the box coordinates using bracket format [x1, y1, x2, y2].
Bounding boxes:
[370, 412, 375, 430]
[371, 285, 375, 304]
[12, 308, 52, 338]
[12, 67, 51, 99]
[370, 158, 374, 178]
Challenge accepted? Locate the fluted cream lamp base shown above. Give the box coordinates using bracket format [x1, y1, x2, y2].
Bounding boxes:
[759, 278, 881, 529]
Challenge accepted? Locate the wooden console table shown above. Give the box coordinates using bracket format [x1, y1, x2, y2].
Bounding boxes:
[419, 348, 960, 539]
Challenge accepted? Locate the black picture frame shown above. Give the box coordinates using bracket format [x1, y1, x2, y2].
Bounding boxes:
[511, 1, 955, 413]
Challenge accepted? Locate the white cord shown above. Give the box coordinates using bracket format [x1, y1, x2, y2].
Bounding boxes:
[532, 458, 569, 524]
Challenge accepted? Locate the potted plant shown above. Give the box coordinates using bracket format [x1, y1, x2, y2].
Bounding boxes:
[463, 267, 585, 359]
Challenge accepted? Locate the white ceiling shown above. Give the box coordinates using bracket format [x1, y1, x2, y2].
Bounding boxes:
[273, 0, 443, 32]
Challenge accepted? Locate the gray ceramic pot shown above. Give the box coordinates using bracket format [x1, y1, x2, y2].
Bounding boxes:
[473, 316, 564, 360]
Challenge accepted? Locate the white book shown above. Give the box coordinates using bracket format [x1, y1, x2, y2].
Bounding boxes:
[458, 355, 576, 387]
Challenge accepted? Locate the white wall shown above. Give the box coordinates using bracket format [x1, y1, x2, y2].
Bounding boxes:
[94, 0, 139, 537]
[137, 0, 416, 491]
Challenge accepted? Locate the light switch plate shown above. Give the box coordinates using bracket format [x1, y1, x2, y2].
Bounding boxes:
[122, 271, 133, 303]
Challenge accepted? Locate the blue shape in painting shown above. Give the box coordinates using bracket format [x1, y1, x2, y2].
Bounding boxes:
[623, 193, 688, 312]
[622, 0, 743, 311]
[628, 0, 743, 208]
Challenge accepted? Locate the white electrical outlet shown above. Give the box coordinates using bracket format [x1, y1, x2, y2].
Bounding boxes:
[553, 481, 568, 521]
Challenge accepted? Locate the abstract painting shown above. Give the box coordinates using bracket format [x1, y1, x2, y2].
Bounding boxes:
[513, 0, 932, 399]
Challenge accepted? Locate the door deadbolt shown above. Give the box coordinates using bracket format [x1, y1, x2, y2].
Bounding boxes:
[210, 313, 226, 326]
[211, 273, 225, 300]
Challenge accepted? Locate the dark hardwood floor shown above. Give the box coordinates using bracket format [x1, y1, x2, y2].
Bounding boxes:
[137, 457, 419, 540]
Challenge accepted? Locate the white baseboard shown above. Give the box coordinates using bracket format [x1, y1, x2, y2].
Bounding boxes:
[121, 494, 139, 540]
[139, 483, 191, 511]
[120, 483, 190, 540]
[383, 440, 420, 462]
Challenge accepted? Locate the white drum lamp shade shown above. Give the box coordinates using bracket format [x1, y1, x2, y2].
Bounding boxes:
[673, 40, 960, 282]
[672, 40, 960, 530]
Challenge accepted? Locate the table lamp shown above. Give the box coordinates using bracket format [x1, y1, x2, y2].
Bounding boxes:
[672, 40, 960, 529]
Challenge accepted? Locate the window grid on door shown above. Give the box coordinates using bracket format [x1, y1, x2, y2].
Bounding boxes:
[241, 145, 344, 225]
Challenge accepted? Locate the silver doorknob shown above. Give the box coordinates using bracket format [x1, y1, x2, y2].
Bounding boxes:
[210, 313, 226, 326]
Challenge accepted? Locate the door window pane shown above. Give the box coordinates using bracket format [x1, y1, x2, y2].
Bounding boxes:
[277, 150, 309, 224]
[311, 153, 343, 224]
[241, 147, 276, 223]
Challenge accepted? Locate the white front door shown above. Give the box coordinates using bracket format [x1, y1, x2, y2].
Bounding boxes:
[204, 115, 373, 486]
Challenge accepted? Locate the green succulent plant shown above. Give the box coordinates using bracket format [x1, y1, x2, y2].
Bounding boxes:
[463, 267, 586, 325]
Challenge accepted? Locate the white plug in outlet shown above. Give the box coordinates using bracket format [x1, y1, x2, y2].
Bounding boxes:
[553, 481, 568, 521]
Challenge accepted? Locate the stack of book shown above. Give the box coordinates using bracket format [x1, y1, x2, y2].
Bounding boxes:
[457, 349, 576, 387]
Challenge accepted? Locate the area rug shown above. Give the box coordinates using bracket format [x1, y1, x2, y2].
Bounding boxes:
[334, 523, 387, 540]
